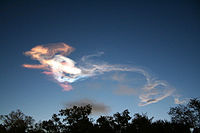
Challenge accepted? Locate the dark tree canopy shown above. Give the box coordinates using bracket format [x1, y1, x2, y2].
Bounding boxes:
[1, 98, 200, 133]
[0, 109, 34, 133]
[168, 98, 200, 128]
[96, 116, 115, 133]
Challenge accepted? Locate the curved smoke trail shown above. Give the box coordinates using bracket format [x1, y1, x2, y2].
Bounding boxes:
[23, 43, 175, 106]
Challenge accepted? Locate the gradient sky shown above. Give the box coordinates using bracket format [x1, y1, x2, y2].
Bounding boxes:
[0, 0, 200, 122]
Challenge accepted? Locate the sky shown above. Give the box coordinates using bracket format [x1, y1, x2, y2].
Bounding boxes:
[0, 0, 200, 122]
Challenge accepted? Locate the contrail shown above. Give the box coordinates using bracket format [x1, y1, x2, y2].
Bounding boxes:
[23, 42, 175, 106]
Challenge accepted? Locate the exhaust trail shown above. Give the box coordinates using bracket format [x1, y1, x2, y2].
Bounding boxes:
[23, 43, 176, 106]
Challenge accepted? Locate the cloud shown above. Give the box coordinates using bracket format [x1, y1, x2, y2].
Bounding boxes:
[139, 89, 174, 106]
[65, 98, 110, 114]
[138, 81, 174, 106]
[81, 51, 104, 62]
[114, 85, 136, 95]
[111, 73, 126, 82]
[60, 82, 73, 91]
[23, 42, 176, 106]
[22, 64, 47, 69]
[174, 97, 187, 104]
[23, 43, 80, 91]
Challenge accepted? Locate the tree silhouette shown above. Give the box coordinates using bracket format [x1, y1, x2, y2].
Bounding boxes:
[188, 98, 200, 128]
[96, 116, 115, 133]
[168, 98, 200, 129]
[113, 109, 131, 133]
[131, 113, 153, 133]
[1, 98, 200, 133]
[58, 104, 94, 133]
[0, 109, 34, 133]
[151, 120, 172, 133]
[0, 124, 7, 133]
[37, 114, 63, 133]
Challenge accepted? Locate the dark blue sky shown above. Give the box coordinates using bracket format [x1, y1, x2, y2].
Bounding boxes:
[0, 0, 200, 121]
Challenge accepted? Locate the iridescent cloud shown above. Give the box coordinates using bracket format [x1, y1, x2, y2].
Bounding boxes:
[23, 42, 175, 106]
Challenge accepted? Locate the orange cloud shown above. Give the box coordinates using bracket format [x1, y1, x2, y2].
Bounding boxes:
[60, 83, 72, 91]
[22, 64, 47, 69]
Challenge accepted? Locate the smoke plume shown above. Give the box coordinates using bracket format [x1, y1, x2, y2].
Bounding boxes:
[23, 43, 175, 106]
[65, 98, 110, 114]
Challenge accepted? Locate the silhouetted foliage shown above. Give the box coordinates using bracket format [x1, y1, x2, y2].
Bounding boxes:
[151, 120, 172, 133]
[131, 113, 153, 133]
[0, 109, 34, 133]
[1, 98, 200, 133]
[169, 98, 200, 129]
[113, 109, 131, 133]
[58, 104, 94, 133]
[0, 124, 7, 133]
[96, 116, 115, 133]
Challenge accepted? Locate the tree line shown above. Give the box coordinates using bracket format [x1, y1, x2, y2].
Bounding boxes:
[0, 98, 200, 133]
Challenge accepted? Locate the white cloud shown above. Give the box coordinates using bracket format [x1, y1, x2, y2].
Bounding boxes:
[174, 97, 187, 104]
[23, 43, 177, 106]
[114, 85, 136, 95]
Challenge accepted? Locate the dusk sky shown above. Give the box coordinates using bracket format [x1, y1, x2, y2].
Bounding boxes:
[0, 0, 200, 122]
